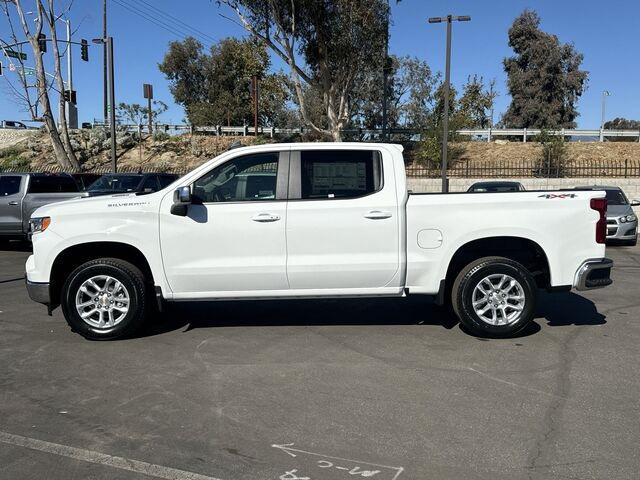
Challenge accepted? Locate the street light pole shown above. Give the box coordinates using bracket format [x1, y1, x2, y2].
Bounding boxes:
[600, 90, 610, 142]
[428, 14, 471, 193]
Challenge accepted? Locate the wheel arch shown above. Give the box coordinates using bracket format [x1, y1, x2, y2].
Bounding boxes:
[49, 241, 154, 307]
[444, 236, 551, 292]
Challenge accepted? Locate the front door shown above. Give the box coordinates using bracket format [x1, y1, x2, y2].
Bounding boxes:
[159, 151, 290, 297]
[0, 175, 24, 236]
[285, 148, 401, 290]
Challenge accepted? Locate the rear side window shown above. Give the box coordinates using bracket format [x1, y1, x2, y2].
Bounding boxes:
[0, 176, 22, 196]
[28, 175, 78, 193]
[300, 150, 382, 200]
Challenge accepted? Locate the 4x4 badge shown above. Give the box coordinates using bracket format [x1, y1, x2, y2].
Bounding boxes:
[538, 193, 577, 199]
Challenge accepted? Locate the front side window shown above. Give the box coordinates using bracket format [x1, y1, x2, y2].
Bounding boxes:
[300, 150, 382, 200]
[193, 152, 279, 203]
[0, 176, 21, 196]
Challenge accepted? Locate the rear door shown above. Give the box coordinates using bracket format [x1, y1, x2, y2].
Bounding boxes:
[285, 148, 400, 290]
[0, 175, 24, 235]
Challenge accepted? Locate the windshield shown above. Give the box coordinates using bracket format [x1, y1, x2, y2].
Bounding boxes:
[605, 189, 628, 206]
[88, 175, 142, 192]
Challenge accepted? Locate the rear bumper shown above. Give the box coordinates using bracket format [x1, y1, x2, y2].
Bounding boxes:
[574, 258, 613, 291]
[26, 279, 50, 305]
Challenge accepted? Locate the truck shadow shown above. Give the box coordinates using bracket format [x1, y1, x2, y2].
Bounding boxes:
[0, 240, 32, 252]
[140, 296, 459, 338]
[536, 291, 607, 327]
[139, 290, 605, 339]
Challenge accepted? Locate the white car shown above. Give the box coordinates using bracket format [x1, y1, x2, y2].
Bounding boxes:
[25, 143, 612, 339]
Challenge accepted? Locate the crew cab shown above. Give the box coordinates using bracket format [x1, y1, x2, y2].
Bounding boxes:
[25, 143, 613, 339]
[0, 173, 85, 241]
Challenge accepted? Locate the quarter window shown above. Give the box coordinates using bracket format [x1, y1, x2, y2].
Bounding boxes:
[300, 150, 382, 199]
[193, 152, 279, 203]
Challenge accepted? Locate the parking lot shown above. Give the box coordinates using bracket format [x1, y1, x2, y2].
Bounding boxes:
[0, 243, 639, 480]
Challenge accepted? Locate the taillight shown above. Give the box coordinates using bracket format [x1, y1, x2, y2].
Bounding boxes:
[590, 198, 607, 244]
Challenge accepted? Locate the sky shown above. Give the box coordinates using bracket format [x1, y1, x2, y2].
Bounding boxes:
[1, 0, 639, 128]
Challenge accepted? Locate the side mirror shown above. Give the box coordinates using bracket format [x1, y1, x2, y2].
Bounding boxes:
[630, 200, 640, 207]
[171, 186, 192, 216]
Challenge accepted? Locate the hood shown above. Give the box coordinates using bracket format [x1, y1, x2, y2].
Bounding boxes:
[31, 192, 144, 218]
[607, 204, 633, 217]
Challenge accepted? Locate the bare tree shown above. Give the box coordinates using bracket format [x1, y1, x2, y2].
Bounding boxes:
[217, 0, 387, 141]
[1, 0, 79, 170]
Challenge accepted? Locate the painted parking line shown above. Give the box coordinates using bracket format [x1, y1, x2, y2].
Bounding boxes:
[0, 430, 224, 480]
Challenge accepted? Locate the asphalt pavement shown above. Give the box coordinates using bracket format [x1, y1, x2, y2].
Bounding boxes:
[0, 242, 639, 480]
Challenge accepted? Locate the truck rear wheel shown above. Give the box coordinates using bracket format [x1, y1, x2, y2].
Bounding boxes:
[451, 256, 537, 337]
[60, 258, 148, 340]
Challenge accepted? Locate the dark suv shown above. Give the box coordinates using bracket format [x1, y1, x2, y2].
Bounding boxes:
[86, 173, 178, 197]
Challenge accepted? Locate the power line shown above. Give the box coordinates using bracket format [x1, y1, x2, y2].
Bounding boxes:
[111, 0, 212, 47]
[129, 0, 217, 44]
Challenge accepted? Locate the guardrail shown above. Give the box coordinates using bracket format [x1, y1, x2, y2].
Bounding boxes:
[88, 122, 640, 142]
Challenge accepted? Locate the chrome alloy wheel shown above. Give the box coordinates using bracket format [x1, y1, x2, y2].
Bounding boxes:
[75, 275, 130, 329]
[472, 274, 526, 326]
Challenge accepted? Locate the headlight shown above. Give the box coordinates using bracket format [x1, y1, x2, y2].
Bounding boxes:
[29, 217, 51, 234]
[626, 214, 637, 223]
[619, 216, 627, 223]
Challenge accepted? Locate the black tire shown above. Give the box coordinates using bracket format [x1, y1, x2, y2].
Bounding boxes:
[61, 258, 148, 340]
[451, 256, 537, 338]
[625, 237, 637, 247]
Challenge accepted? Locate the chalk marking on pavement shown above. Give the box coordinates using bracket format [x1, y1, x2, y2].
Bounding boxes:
[0, 430, 224, 480]
[468, 367, 564, 399]
[272, 443, 404, 479]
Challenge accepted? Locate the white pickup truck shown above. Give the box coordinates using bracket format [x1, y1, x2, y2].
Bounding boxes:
[25, 143, 613, 339]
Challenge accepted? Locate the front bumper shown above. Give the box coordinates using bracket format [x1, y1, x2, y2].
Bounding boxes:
[606, 217, 637, 240]
[26, 279, 50, 305]
[574, 258, 613, 291]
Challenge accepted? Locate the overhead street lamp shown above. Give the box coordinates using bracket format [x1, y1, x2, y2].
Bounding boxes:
[428, 14, 471, 193]
[93, 36, 117, 172]
[600, 90, 611, 142]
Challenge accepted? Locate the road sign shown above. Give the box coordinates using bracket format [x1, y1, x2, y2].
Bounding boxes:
[5, 49, 27, 61]
[20, 67, 35, 76]
[143, 83, 153, 99]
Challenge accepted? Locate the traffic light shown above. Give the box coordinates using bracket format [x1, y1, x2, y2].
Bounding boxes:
[63, 90, 70, 102]
[80, 39, 88, 62]
[38, 33, 47, 53]
[70, 90, 76, 104]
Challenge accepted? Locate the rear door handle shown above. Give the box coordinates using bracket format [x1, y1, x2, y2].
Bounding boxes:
[7, 201, 18, 206]
[364, 210, 392, 220]
[251, 213, 281, 223]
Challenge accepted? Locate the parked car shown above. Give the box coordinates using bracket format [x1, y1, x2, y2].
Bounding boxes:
[467, 181, 526, 193]
[85, 173, 178, 197]
[71, 173, 102, 192]
[25, 143, 613, 340]
[0, 173, 86, 241]
[573, 185, 638, 246]
[1, 120, 29, 129]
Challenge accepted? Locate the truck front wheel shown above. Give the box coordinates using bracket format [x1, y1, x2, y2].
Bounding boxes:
[451, 256, 537, 337]
[60, 258, 148, 340]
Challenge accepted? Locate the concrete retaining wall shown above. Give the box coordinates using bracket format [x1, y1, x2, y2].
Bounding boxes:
[407, 177, 640, 214]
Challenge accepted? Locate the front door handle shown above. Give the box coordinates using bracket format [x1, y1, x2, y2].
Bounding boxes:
[251, 213, 281, 223]
[364, 210, 392, 220]
[7, 201, 18, 206]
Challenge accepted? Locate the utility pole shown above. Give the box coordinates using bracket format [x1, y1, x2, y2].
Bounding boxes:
[143, 83, 154, 135]
[94, 36, 118, 171]
[252, 75, 259, 137]
[65, 19, 78, 129]
[428, 14, 471, 193]
[107, 37, 116, 171]
[600, 90, 610, 142]
[103, 0, 108, 124]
